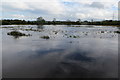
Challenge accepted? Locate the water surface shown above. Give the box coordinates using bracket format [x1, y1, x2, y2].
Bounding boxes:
[1, 25, 118, 78]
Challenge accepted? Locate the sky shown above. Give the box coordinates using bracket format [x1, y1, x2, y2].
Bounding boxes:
[1, 0, 120, 21]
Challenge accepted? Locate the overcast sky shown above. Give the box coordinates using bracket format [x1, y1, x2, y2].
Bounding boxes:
[1, 0, 119, 21]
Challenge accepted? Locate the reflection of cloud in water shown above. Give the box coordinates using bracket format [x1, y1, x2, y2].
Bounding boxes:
[5, 46, 117, 78]
[65, 52, 94, 62]
[28, 49, 65, 58]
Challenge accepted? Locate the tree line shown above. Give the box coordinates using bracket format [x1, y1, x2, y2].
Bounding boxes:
[1, 17, 120, 25]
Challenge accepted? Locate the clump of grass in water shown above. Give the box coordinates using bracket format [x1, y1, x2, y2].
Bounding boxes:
[41, 36, 50, 39]
[68, 35, 79, 38]
[7, 31, 31, 37]
[8, 31, 26, 36]
[73, 36, 77, 38]
[101, 31, 104, 33]
[53, 31, 58, 34]
[69, 35, 72, 38]
[65, 34, 68, 35]
[114, 31, 120, 34]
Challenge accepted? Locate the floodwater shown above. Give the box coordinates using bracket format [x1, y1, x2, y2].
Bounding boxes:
[1, 25, 119, 78]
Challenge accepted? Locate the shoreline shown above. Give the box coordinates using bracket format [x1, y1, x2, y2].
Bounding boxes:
[1, 24, 120, 27]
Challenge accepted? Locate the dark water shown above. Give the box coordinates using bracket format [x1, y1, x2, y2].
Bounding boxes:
[1, 25, 118, 78]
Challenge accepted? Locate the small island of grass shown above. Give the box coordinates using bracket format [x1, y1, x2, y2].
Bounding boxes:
[7, 31, 31, 38]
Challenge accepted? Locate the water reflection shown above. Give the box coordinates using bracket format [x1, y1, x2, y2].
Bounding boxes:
[65, 51, 94, 62]
[2, 45, 118, 78]
[37, 25, 44, 30]
[2, 25, 118, 78]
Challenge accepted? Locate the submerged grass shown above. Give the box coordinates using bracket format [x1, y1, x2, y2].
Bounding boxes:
[20, 28, 43, 32]
[101, 31, 105, 33]
[1, 27, 14, 28]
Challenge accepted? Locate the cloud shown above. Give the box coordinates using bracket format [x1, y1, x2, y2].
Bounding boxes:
[1, 0, 119, 21]
[75, 8, 113, 20]
[2, 0, 65, 15]
[12, 14, 25, 19]
[2, 2, 32, 11]
[27, 1, 65, 15]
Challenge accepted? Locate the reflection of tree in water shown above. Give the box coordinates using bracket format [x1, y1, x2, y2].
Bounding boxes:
[37, 25, 44, 30]
[117, 27, 120, 30]
[13, 35, 21, 39]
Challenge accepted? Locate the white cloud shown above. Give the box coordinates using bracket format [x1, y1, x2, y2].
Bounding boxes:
[12, 14, 25, 19]
[2, 0, 65, 15]
[27, 1, 65, 15]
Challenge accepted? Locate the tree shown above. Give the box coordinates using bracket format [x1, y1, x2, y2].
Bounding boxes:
[52, 18, 56, 25]
[67, 19, 71, 22]
[91, 19, 93, 22]
[53, 18, 56, 22]
[78, 19, 81, 23]
[37, 17, 45, 24]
